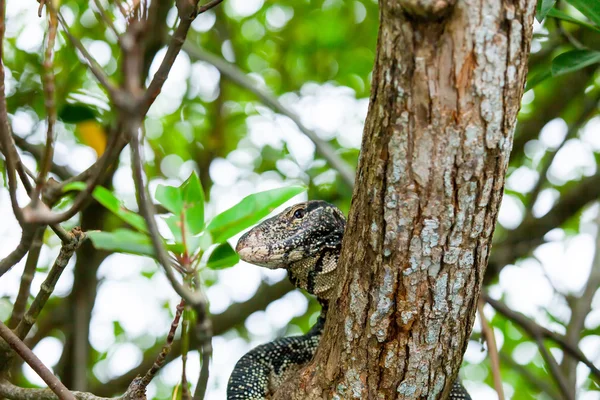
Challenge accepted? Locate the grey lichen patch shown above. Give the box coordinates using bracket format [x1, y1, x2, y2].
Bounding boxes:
[344, 368, 367, 399]
[370, 221, 380, 250]
[428, 372, 446, 400]
[458, 249, 474, 270]
[443, 247, 460, 264]
[471, 0, 509, 150]
[369, 265, 396, 342]
[413, 129, 434, 187]
[345, 269, 369, 347]
[432, 273, 449, 315]
[421, 219, 440, 256]
[459, 124, 484, 181]
[397, 379, 418, 397]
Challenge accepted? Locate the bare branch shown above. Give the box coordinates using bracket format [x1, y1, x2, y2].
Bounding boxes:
[11, 134, 71, 180]
[31, 5, 58, 208]
[535, 336, 574, 400]
[561, 209, 600, 392]
[524, 96, 598, 216]
[91, 0, 120, 40]
[0, 227, 37, 278]
[0, 379, 147, 400]
[140, 0, 206, 115]
[483, 293, 600, 382]
[182, 43, 356, 188]
[498, 352, 561, 399]
[14, 228, 86, 340]
[21, 132, 126, 225]
[92, 279, 294, 397]
[141, 299, 185, 386]
[487, 171, 600, 281]
[478, 300, 504, 400]
[8, 228, 45, 328]
[0, 1, 25, 225]
[196, 0, 224, 14]
[55, 11, 121, 102]
[0, 321, 75, 400]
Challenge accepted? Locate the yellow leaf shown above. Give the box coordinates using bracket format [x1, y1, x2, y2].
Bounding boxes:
[76, 120, 107, 156]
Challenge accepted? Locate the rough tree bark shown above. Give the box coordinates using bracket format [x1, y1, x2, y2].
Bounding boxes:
[274, 0, 536, 399]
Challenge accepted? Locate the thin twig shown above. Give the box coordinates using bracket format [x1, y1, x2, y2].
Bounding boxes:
[499, 352, 561, 399]
[0, 227, 37, 277]
[561, 208, 600, 393]
[14, 228, 86, 340]
[8, 228, 45, 328]
[0, 378, 146, 400]
[478, 300, 504, 400]
[139, 1, 201, 115]
[91, 0, 120, 39]
[524, 97, 598, 216]
[0, 0, 25, 225]
[32, 5, 58, 208]
[141, 299, 185, 386]
[483, 293, 600, 382]
[535, 336, 574, 400]
[196, 0, 224, 14]
[21, 132, 125, 225]
[0, 321, 75, 400]
[192, 284, 211, 400]
[181, 305, 191, 400]
[55, 11, 122, 103]
[11, 134, 71, 180]
[182, 43, 356, 188]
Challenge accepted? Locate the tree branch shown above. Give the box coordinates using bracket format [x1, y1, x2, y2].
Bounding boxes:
[182, 42, 356, 188]
[560, 209, 600, 393]
[0, 379, 147, 400]
[91, 279, 294, 397]
[483, 293, 600, 382]
[55, 11, 121, 102]
[0, 322, 75, 400]
[523, 96, 598, 217]
[31, 5, 58, 208]
[535, 336, 574, 400]
[478, 300, 504, 400]
[13, 228, 86, 340]
[8, 228, 45, 328]
[11, 134, 71, 180]
[486, 171, 600, 281]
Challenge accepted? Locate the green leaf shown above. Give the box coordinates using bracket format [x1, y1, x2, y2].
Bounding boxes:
[206, 242, 239, 270]
[565, 0, 600, 27]
[87, 229, 155, 257]
[63, 182, 148, 233]
[164, 215, 184, 243]
[551, 49, 600, 76]
[547, 8, 600, 32]
[155, 172, 205, 239]
[536, 0, 556, 22]
[206, 186, 306, 243]
[181, 172, 205, 235]
[58, 103, 97, 123]
[156, 184, 184, 214]
[525, 68, 551, 91]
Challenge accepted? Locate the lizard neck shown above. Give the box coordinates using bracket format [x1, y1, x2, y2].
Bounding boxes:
[287, 247, 341, 303]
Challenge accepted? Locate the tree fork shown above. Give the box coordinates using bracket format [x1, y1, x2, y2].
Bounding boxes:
[273, 0, 536, 399]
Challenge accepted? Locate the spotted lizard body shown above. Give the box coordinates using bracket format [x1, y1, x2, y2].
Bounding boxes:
[227, 200, 471, 400]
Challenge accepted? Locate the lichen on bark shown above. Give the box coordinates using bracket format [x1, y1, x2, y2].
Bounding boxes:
[272, 0, 537, 399]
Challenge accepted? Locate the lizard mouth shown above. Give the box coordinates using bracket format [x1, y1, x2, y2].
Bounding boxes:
[236, 230, 283, 269]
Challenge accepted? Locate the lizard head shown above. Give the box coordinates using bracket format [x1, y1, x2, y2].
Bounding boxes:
[236, 200, 346, 269]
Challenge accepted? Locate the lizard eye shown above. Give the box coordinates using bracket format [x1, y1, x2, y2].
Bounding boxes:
[293, 209, 305, 219]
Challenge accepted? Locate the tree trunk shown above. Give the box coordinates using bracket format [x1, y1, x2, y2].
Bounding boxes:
[274, 0, 536, 399]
